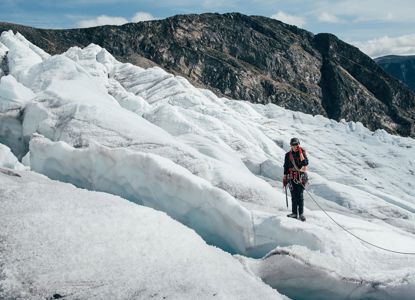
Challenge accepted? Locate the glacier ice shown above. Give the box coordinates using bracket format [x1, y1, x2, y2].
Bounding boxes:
[1, 29, 415, 299]
[0, 163, 283, 300]
[0, 74, 35, 159]
[29, 134, 255, 255]
[0, 143, 25, 170]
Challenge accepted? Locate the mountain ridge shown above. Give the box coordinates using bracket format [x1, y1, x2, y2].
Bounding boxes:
[375, 54, 415, 92]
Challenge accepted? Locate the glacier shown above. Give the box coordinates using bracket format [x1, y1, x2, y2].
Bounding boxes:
[0, 166, 283, 300]
[1, 30, 415, 299]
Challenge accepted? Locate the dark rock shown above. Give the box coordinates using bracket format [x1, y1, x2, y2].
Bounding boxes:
[1, 13, 415, 137]
[0, 50, 9, 76]
[314, 34, 415, 137]
[0, 168, 21, 177]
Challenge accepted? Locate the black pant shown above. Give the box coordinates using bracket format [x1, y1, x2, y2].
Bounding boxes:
[290, 182, 304, 215]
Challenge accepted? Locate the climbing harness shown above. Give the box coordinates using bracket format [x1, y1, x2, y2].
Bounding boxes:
[288, 149, 308, 187]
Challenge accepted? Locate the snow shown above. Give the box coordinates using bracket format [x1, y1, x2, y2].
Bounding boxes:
[242, 210, 415, 299]
[1, 30, 415, 299]
[0, 143, 25, 170]
[29, 134, 255, 255]
[0, 165, 283, 300]
[0, 75, 34, 112]
[0, 31, 47, 82]
[0, 74, 34, 159]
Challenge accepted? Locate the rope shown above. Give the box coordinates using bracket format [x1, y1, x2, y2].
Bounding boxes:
[300, 181, 415, 255]
[290, 54, 415, 254]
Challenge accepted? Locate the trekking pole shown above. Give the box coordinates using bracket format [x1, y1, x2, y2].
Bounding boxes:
[285, 185, 288, 208]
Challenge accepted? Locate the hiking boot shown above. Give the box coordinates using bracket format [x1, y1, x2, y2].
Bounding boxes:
[287, 213, 297, 218]
[299, 214, 306, 222]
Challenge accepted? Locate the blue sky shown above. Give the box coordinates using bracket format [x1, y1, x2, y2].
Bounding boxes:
[1, 0, 415, 57]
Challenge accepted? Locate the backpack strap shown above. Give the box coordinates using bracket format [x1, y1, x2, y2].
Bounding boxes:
[289, 149, 301, 172]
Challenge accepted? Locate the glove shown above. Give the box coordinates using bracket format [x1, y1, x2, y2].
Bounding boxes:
[298, 147, 303, 155]
[283, 175, 288, 187]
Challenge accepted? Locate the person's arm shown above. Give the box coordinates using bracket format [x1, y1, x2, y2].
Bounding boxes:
[299, 148, 308, 171]
[283, 153, 289, 186]
[283, 153, 289, 175]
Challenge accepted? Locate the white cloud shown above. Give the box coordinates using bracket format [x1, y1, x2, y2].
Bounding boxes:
[78, 15, 128, 27]
[352, 34, 415, 58]
[131, 11, 155, 22]
[78, 11, 156, 28]
[270, 11, 306, 27]
[318, 12, 343, 23]
[201, 0, 236, 8]
[311, 0, 415, 24]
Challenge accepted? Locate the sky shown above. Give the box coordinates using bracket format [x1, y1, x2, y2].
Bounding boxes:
[1, 0, 415, 58]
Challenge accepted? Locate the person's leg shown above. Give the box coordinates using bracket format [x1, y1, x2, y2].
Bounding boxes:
[292, 196, 297, 215]
[297, 185, 306, 221]
[292, 183, 300, 216]
[287, 183, 297, 217]
[298, 186, 304, 215]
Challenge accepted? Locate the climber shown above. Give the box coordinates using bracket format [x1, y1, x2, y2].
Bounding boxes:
[283, 137, 309, 221]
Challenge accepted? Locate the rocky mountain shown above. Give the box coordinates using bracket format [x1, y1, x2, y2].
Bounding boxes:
[1, 13, 415, 137]
[375, 55, 415, 92]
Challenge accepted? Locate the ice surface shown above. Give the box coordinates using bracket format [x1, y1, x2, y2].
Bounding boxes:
[0, 31, 45, 82]
[0, 74, 34, 159]
[0, 164, 284, 300]
[243, 210, 415, 299]
[0, 75, 34, 112]
[7, 39, 283, 212]
[0, 143, 25, 170]
[29, 134, 255, 255]
[1, 30, 415, 299]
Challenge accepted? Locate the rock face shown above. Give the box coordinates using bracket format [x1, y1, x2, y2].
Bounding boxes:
[375, 55, 415, 92]
[314, 34, 415, 137]
[1, 13, 415, 137]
